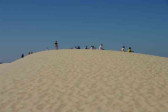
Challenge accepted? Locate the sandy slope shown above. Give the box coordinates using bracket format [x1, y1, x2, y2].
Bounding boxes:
[0, 50, 168, 112]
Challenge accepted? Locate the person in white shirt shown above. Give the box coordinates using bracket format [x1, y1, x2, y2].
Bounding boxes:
[121, 46, 125, 52]
[99, 44, 104, 50]
[90, 46, 93, 50]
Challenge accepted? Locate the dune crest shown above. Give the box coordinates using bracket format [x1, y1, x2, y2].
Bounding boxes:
[0, 50, 168, 112]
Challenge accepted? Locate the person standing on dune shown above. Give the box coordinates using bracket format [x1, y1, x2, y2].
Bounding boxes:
[55, 41, 58, 50]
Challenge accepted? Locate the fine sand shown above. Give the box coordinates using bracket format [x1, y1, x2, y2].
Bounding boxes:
[0, 50, 168, 112]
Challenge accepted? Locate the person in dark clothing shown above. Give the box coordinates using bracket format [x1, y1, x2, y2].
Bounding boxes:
[55, 41, 58, 50]
[77, 46, 80, 49]
[85, 46, 88, 49]
[21, 54, 24, 58]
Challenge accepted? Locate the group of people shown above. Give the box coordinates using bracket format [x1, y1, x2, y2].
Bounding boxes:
[21, 51, 34, 58]
[72, 44, 104, 50]
[74, 46, 81, 49]
[121, 46, 134, 52]
[71, 43, 133, 52]
[21, 41, 134, 58]
[28, 51, 33, 55]
[54, 41, 135, 52]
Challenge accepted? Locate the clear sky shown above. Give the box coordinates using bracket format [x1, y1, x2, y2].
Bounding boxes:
[0, 0, 168, 62]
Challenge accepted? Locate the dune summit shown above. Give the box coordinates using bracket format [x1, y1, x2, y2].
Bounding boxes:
[0, 50, 168, 112]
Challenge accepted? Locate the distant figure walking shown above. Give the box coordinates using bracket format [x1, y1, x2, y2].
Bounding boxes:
[21, 54, 24, 58]
[121, 46, 125, 52]
[128, 47, 134, 53]
[55, 41, 59, 50]
[99, 44, 104, 50]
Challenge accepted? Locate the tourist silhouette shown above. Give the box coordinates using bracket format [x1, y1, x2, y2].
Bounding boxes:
[55, 41, 58, 50]
[21, 54, 24, 58]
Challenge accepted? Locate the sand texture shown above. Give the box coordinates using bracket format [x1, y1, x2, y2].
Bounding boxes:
[0, 50, 168, 112]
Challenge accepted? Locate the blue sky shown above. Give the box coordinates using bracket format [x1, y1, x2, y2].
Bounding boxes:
[0, 0, 168, 62]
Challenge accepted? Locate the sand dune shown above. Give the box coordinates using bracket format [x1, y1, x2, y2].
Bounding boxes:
[0, 50, 168, 112]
